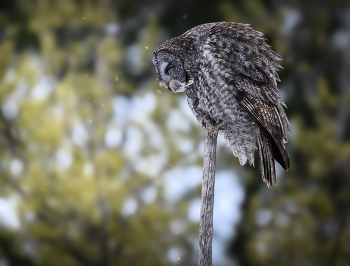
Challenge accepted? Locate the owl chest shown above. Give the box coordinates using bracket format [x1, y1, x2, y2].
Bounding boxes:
[197, 99, 208, 114]
[193, 74, 241, 122]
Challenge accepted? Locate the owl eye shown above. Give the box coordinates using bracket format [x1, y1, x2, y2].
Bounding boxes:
[165, 64, 174, 74]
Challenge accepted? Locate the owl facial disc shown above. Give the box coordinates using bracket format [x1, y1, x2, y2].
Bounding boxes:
[152, 51, 187, 93]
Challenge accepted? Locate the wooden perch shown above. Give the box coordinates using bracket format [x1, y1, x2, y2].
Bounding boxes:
[198, 126, 219, 266]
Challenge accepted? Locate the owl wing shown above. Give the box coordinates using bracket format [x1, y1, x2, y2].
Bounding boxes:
[207, 22, 290, 170]
[208, 22, 283, 103]
[235, 90, 290, 170]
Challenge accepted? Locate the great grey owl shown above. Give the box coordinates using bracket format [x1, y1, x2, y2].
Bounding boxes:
[152, 22, 290, 187]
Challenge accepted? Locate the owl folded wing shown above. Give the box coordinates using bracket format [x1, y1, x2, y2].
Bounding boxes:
[207, 22, 290, 170]
[207, 22, 283, 103]
[235, 90, 290, 170]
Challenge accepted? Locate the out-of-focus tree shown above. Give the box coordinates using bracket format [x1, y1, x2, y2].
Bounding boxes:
[0, 1, 203, 265]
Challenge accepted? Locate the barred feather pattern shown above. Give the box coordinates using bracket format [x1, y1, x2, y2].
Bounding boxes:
[257, 127, 276, 187]
[153, 22, 290, 187]
[194, 55, 259, 166]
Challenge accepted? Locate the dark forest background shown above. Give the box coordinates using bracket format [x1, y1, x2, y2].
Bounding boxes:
[0, 0, 350, 265]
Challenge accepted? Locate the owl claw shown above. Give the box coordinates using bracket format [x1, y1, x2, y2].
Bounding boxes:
[203, 114, 228, 132]
[216, 120, 228, 130]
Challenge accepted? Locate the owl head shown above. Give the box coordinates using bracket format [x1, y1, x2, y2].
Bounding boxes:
[152, 51, 188, 93]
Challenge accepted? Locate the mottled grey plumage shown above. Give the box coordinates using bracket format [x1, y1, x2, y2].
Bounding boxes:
[152, 22, 290, 187]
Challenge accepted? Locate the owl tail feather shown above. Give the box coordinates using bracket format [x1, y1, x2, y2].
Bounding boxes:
[257, 128, 276, 188]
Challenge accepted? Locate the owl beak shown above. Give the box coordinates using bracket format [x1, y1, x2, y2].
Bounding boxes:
[163, 81, 172, 92]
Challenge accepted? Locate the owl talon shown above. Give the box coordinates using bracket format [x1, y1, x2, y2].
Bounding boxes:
[215, 120, 228, 131]
[203, 115, 227, 132]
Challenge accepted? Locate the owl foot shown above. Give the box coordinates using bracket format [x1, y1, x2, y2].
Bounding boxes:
[203, 114, 228, 132]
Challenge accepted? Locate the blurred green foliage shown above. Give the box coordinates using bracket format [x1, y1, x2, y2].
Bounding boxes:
[0, 0, 350, 266]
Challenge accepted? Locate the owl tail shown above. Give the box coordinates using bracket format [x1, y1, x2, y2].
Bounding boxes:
[257, 127, 276, 188]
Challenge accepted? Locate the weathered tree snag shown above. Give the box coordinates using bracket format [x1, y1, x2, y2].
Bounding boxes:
[198, 127, 219, 266]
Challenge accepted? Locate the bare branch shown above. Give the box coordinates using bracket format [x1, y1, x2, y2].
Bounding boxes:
[198, 127, 219, 266]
